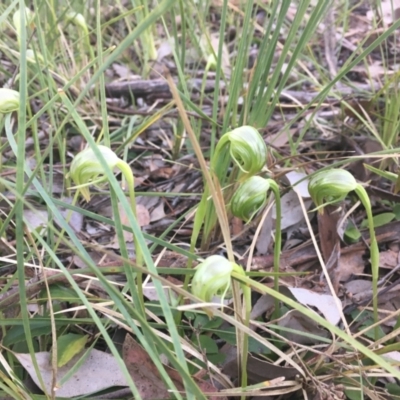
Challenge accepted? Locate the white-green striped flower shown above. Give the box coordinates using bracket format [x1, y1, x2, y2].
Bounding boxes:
[0, 88, 20, 114]
[213, 126, 267, 177]
[231, 176, 271, 222]
[308, 169, 358, 213]
[70, 145, 131, 202]
[191, 255, 245, 302]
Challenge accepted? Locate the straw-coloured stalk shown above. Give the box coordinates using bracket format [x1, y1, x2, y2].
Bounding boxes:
[308, 168, 379, 339]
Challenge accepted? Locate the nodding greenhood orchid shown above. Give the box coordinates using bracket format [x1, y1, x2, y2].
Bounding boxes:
[70, 144, 144, 299]
[191, 255, 247, 302]
[0, 88, 20, 114]
[308, 169, 359, 213]
[191, 254, 251, 389]
[70, 145, 133, 202]
[65, 11, 89, 36]
[230, 175, 282, 318]
[308, 168, 379, 339]
[212, 125, 267, 178]
[231, 175, 271, 222]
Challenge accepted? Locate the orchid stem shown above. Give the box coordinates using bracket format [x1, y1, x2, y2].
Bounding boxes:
[355, 185, 379, 340]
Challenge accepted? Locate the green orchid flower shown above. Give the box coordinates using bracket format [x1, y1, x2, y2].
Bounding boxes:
[191, 255, 246, 302]
[213, 125, 267, 178]
[70, 145, 133, 202]
[0, 88, 20, 114]
[231, 175, 282, 315]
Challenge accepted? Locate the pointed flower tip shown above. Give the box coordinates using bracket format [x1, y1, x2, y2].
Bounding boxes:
[0, 88, 20, 114]
[192, 255, 244, 303]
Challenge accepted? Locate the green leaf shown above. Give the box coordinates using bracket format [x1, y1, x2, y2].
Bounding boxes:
[56, 333, 88, 367]
[195, 335, 218, 354]
[343, 376, 371, 400]
[193, 314, 222, 330]
[361, 212, 395, 228]
[207, 352, 226, 365]
[344, 388, 363, 400]
[393, 204, 400, 220]
[363, 164, 397, 182]
[344, 221, 361, 242]
[4, 319, 62, 346]
[386, 382, 400, 396]
[38, 284, 81, 304]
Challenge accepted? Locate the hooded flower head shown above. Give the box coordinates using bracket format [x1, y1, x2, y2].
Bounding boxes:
[308, 169, 358, 213]
[231, 176, 271, 222]
[0, 88, 20, 114]
[214, 126, 267, 177]
[191, 255, 245, 302]
[70, 145, 121, 201]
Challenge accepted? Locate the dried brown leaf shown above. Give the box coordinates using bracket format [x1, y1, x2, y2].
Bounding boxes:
[337, 249, 365, 281]
[123, 335, 225, 400]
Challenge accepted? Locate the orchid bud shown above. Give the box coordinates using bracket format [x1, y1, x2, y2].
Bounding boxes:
[308, 169, 358, 214]
[231, 176, 271, 222]
[26, 49, 44, 65]
[231, 174, 282, 317]
[0, 88, 20, 114]
[213, 126, 267, 177]
[70, 145, 129, 202]
[191, 255, 246, 302]
[13, 8, 34, 41]
[199, 34, 217, 70]
[65, 11, 89, 35]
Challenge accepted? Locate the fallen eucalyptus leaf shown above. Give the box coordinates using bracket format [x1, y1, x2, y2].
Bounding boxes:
[288, 287, 341, 326]
[15, 349, 128, 397]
